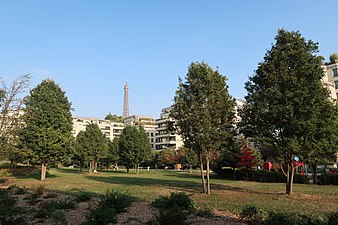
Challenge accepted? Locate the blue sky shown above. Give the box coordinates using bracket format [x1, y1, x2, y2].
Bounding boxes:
[1, 1, 337, 118]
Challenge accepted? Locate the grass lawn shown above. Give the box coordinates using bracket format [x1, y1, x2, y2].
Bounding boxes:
[12, 167, 338, 216]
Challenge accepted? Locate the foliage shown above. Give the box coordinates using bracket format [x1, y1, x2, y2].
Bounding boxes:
[239, 29, 338, 194]
[329, 53, 338, 63]
[105, 113, 123, 122]
[100, 190, 134, 213]
[327, 211, 338, 225]
[240, 205, 268, 225]
[20, 79, 73, 180]
[147, 206, 190, 225]
[75, 123, 109, 172]
[171, 61, 236, 194]
[195, 207, 214, 218]
[0, 74, 31, 163]
[83, 205, 117, 225]
[119, 125, 152, 173]
[75, 192, 94, 202]
[0, 189, 28, 225]
[152, 192, 195, 211]
[177, 147, 198, 166]
[317, 173, 338, 185]
[158, 148, 178, 166]
[237, 145, 260, 170]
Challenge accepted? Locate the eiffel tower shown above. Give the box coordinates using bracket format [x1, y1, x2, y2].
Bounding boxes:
[123, 81, 129, 118]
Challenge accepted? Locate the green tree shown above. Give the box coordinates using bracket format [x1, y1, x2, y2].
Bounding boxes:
[74, 131, 88, 172]
[171, 62, 235, 194]
[239, 29, 338, 194]
[177, 147, 198, 173]
[119, 125, 151, 174]
[20, 79, 73, 181]
[329, 53, 338, 63]
[105, 113, 123, 123]
[75, 124, 109, 173]
[159, 148, 177, 167]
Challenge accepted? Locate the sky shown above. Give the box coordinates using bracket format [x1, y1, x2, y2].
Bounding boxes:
[1, 1, 338, 119]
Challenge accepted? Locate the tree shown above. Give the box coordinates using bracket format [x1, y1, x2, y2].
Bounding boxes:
[20, 79, 73, 181]
[329, 53, 338, 63]
[158, 148, 177, 167]
[75, 124, 109, 173]
[74, 131, 88, 172]
[177, 147, 198, 173]
[105, 113, 123, 123]
[171, 62, 235, 194]
[239, 29, 338, 194]
[237, 145, 260, 179]
[0, 74, 31, 165]
[119, 125, 151, 174]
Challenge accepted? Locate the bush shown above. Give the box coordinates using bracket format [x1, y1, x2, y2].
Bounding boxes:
[213, 168, 235, 179]
[152, 192, 195, 210]
[0, 189, 28, 225]
[318, 173, 338, 185]
[327, 211, 338, 225]
[146, 206, 190, 225]
[75, 192, 94, 202]
[195, 207, 214, 218]
[84, 205, 117, 225]
[240, 205, 268, 225]
[260, 212, 326, 225]
[100, 190, 134, 213]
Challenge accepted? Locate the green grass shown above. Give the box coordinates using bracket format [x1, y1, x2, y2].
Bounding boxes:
[13, 167, 338, 215]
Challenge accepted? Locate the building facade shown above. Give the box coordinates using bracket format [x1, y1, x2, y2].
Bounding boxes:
[322, 60, 338, 100]
[154, 107, 183, 150]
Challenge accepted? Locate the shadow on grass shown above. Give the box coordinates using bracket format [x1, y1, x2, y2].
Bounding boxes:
[85, 174, 249, 194]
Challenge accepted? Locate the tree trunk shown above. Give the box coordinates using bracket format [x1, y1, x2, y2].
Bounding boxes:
[126, 164, 130, 173]
[79, 161, 83, 173]
[206, 151, 211, 195]
[313, 162, 318, 184]
[286, 160, 295, 194]
[137, 163, 140, 174]
[189, 164, 193, 174]
[41, 162, 47, 181]
[199, 153, 206, 194]
[89, 161, 93, 174]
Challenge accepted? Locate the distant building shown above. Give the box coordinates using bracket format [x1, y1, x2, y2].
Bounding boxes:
[155, 107, 183, 150]
[322, 60, 338, 100]
[72, 117, 124, 141]
[123, 115, 157, 149]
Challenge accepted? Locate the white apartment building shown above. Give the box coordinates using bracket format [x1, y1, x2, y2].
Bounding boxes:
[72, 117, 124, 141]
[123, 115, 157, 149]
[322, 60, 338, 100]
[155, 107, 183, 150]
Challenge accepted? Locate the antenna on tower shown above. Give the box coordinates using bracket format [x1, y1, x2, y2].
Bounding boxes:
[123, 81, 129, 118]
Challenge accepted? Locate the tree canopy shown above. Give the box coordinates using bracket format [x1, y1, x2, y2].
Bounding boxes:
[105, 113, 123, 123]
[119, 125, 151, 174]
[239, 29, 338, 194]
[20, 79, 73, 181]
[171, 62, 235, 194]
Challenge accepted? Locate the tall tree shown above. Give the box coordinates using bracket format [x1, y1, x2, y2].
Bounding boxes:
[74, 131, 88, 172]
[177, 147, 198, 173]
[239, 29, 338, 194]
[172, 62, 235, 194]
[75, 124, 109, 173]
[20, 79, 73, 181]
[0, 74, 31, 165]
[119, 125, 151, 174]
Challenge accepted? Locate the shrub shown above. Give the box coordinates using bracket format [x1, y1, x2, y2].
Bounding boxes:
[318, 173, 338, 185]
[260, 212, 327, 225]
[51, 211, 68, 225]
[84, 205, 117, 225]
[43, 192, 58, 199]
[327, 211, 338, 225]
[147, 206, 190, 225]
[152, 192, 195, 210]
[75, 192, 94, 202]
[195, 207, 214, 218]
[0, 189, 28, 225]
[240, 205, 268, 225]
[57, 198, 76, 209]
[100, 190, 134, 213]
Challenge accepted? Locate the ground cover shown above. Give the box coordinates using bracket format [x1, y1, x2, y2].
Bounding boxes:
[10, 167, 338, 216]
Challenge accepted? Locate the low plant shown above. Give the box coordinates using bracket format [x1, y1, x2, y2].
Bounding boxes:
[195, 207, 214, 218]
[240, 205, 268, 225]
[51, 210, 68, 225]
[0, 189, 28, 225]
[100, 190, 134, 213]
[147, 206, 190, 225]
[24, 192, 42, 205]
[43, 192, 58, 199]
[75, 191, 94, 202]
[82, 205, 117, 225]
[327, 211, 338, 225]
[152, 192, 195, 211]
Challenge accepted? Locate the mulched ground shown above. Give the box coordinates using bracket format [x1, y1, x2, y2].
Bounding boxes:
[1, 184, 245, 225]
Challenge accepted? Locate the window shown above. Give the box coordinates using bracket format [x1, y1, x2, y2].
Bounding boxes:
[335, 80, 338, 89]
[333, 69, 338, 78]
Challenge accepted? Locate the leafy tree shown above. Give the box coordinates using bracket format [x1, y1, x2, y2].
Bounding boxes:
[329, 53, 338, 63]
[172, 62, 235, 194]
[20, 79, 73, 181]
[237, 145, 260, 179]
[119, 125, 151, 174]
[0, 74, 31, 166]
[239, 29, 338, 194]
[159, 148, 177, 167]
[177, 147, 198, 173]
[105, 113, 123, 123]
[74, 131, 88, 172]
[75, 124, 109, 173]
[102, 137, 120, 169]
